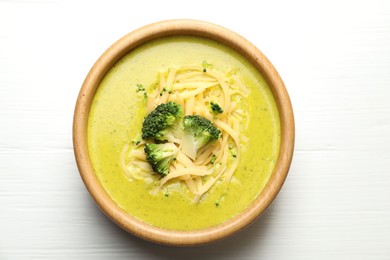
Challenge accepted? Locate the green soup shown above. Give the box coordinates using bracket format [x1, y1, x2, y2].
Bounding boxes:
[88, 36, 280, 230]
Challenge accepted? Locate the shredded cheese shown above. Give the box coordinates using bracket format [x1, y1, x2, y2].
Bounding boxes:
[121, 65, 250, 202]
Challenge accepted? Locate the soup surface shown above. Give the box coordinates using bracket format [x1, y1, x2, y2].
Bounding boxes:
[88, 36, 280, 230]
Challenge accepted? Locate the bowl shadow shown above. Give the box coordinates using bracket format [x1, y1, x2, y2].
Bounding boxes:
[87, 195, 279, 259]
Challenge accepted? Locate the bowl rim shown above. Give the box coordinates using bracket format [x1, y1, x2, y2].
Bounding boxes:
[73, 19, 295, 246]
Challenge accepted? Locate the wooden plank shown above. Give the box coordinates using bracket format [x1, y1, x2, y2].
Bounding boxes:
[1, 0, 390, 258]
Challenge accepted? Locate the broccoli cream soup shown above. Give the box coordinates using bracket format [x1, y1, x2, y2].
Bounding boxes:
[88, 36, 280, 230]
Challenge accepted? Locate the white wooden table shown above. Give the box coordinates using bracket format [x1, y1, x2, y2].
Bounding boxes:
[1, 0, 389, 259]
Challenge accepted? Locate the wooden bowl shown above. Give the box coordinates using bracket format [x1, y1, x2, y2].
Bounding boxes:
[73, 19, 294, 246]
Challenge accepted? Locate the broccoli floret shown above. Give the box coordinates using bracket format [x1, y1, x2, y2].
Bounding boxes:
[210, 102, 223, 114]
[142, 102, 183, 142]
[144, 143, 178, 176]
[181, 115, 221, 160]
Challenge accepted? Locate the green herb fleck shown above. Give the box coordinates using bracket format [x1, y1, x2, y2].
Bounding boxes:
[210, 154, 217, 165]
[215, 194, 225, 207]
[136, 84, 145, 92]
[132, 137, 141, 145]
[202, 60, 213, 70]
[210, 102, 223, 114]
